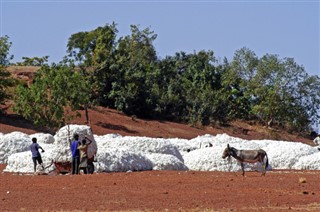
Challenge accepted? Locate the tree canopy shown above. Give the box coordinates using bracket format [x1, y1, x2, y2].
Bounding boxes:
[13, 62, 91, 130]
[0, 36, 14, 112]
[7, 23, 320, 133]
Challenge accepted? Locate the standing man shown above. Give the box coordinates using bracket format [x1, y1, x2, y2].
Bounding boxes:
[70, 133, 80, 174]
[30, 137, 45, 174]
[78, 137, 92, 174]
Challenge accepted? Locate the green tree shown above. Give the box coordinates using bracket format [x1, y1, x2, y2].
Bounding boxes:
[230, 48, 320, 132]
[13, 63, 91, 130]
[224, 48, 259, 120]
[67, 23, 118, 68]
[223, 47, 320, 132]
[66, 23, 118, 107]
[109, 25, 158, 117]
[151, 55, 185, 120]
[16, 56, 49, 66]
[0, 35, 14, 112]
[155, 50, 223, 125]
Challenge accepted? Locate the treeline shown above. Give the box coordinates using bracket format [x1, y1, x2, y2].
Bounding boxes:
[0, 24, 319, 132]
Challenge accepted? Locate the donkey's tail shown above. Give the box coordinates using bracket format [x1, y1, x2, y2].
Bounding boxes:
[265, 153, 269, 169]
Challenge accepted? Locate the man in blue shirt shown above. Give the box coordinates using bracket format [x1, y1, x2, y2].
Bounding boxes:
[70, 133, 80, 174]
[30, 137, 45, 174]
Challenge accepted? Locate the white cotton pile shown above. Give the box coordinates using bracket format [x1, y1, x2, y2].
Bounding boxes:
[260, 140, 315, 169]
[95, 136, 183, 162]
[29, 133, 55, 144]
[94, 135, 186, 171]
[146, 153, 188, 170]
[0, 132, 31, 163]
[5, 143, 58, 173]
[1, 128, 320, 173]
[95, 148, 153, 172]
[292, 151, 320, 170]
[53, 125, 97, 161]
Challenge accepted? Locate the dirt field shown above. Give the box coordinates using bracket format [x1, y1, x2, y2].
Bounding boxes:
[1, 164, 319, 211]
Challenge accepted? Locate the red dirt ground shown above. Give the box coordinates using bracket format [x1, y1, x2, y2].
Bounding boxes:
[1, 164, 319, 211]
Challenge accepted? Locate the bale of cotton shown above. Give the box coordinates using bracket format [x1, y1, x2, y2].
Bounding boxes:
[97, 136, 183, 162]
[30, 133, 55, 144]
[292, 151, 320, 170]
[202, 134, 245, 147]
[0, 132, 31, 163]
[94, 133, 122, 141]
[53, 125, 97, 161]
[164, 138, 195, 156]
[146, 153, 188, 170]
[183, 147, 233, 171]
[261, 140, 315, 169]
[189, 134, 217, 148]
[95, 148, 153, 172]
[4, 143, 57, 173]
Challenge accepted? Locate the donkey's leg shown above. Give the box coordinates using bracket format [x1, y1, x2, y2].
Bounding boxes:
[241, 162, 245, 176]
[261, 156, 266, 176]
[261, 162, 266, 176]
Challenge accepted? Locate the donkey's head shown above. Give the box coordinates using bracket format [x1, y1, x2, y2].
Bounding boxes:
[222, 144, 231, 159]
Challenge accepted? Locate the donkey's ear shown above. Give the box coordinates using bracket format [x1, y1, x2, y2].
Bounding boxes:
[227, 144, 230, 149]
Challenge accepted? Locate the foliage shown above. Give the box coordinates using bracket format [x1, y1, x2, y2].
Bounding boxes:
[16, 56, 49, 66]
[9, 23, 320, 133]
[64, 24, 320, 132]
[67, 23, 118, 68]
[155, 51, 224, 125]
[108, 25, 158, 117]
[0, 35, 13, 66]
[66, 23, 118, 109]
[0, 36, 14, 112]
[227, 48, 320, 131]
[13, 63, 91, 129]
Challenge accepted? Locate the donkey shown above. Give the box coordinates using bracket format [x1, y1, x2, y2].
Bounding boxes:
[222, 144, 269, 176]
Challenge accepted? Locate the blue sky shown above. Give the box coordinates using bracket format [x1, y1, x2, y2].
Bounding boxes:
[0, 0, 319, 76]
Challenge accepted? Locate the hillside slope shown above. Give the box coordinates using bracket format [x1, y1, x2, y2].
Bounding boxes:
[1, 66, 315, 145]
[0, 104, 314, 146]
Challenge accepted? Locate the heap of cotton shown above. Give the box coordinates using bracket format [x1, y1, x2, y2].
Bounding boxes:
[4, 143, 57, 173]
[163, 138, 195, 156]
[97, 136, 183, 162]
[30, 133, 55, 144]
[53, 125, 97, 161]
[266, 140, 320, 170]
[95, 134, 122, 141]
[184, 147, 228, 171]
[195, 134, 242, 147]
[259, 140, 317, 169]
[2, 129, 320, 174]
[292, 152, 320, 170]
[189, 134, 216, 148]
[146, 153, 188, 170]
[95, 148, 153, 172]
[0, 132, 31, 163]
